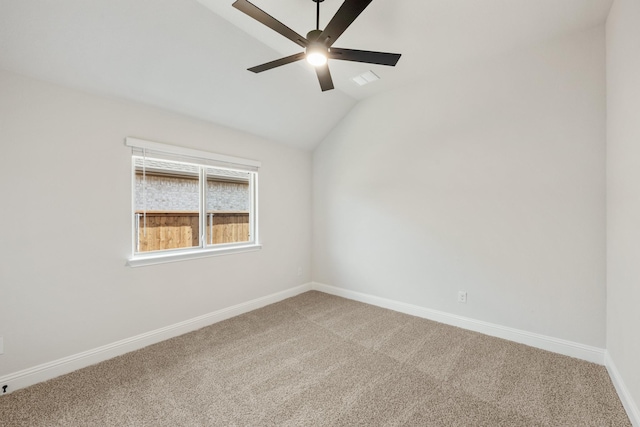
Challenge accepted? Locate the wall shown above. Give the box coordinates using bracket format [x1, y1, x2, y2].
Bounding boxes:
[134, 175, 249, 212]
[606, 0, 640, 419]
[0, 69, 312, 376]
[313, 26, 606, 347]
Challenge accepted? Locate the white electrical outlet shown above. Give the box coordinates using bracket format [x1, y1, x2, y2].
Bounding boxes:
[458, 291, 467, 304]
[297, 267, 302, 276]
[0, 336, 3, 354]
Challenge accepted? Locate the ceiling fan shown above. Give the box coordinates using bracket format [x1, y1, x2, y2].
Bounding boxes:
[232, 0, 402, 92]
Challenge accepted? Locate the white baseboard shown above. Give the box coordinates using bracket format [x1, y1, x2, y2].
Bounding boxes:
[311, 282, 606, 365]
[0, 283, 312, 396]
[3, 281, 623, 417]
[605, 352, 640, 427]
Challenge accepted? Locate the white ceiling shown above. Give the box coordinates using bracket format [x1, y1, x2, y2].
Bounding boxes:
[0, 0, 612, 150]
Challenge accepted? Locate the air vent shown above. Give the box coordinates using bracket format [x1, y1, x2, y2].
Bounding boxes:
[352, 70, 380, 86]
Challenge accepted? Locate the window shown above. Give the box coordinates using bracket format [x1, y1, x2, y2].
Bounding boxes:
[126, 138, 260, 267]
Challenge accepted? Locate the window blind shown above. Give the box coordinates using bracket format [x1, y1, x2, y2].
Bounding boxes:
[125, 137, 261, 172]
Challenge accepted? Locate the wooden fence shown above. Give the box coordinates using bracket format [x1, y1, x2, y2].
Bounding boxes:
[135, 211, 249, 252]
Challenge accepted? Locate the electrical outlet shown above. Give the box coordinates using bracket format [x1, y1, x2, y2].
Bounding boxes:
[0, 336, 3, 354]
[297, 267, 302, 277]
[457, 291, 467, 304]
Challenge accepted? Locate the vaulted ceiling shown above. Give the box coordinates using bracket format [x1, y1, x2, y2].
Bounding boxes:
[0, 0, 612, 150]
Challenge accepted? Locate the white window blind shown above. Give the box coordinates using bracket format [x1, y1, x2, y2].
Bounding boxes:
[125, 137, 261, 172]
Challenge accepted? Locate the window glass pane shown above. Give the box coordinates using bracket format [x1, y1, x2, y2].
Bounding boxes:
[134, 157, 200, 252]
[205, 167, 251, 245]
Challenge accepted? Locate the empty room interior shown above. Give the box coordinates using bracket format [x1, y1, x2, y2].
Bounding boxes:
[0, 0, 639, 425]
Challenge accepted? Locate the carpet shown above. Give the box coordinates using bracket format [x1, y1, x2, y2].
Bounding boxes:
[0, 291, 631, 426]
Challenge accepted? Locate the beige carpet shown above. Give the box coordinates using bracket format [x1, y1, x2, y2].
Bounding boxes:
[0, 291, 631, 426]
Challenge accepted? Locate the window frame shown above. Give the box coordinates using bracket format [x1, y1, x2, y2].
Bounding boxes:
[125, 137, 261, 267]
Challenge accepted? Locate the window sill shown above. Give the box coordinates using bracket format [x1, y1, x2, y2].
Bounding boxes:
[126, 243, 262, 267]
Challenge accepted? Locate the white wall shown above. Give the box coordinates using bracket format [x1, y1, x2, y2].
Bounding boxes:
[313, 26, 606, 347]
[606, 0, 640, 418]
[0, 69, 312, 376]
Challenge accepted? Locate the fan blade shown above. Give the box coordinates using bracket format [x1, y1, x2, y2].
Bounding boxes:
[248, 52, 306, 73]
[315, 64, 334, 91]
[329, 48, 401, 66]
[317, 0, 372, 47]
[232, 0, 309, 48]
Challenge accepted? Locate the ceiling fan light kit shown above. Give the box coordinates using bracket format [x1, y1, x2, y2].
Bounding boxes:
[232, 0, 401, 92]
[306, 49, 328, 66]
[305, 30, 329, 66]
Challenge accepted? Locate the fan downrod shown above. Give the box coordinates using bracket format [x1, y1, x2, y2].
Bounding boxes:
[308, 0, 324, 44]
[312, 0, 324, 30]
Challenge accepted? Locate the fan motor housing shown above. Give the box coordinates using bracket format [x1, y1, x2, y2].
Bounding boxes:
[306, 29, 323, 41]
